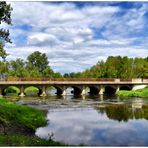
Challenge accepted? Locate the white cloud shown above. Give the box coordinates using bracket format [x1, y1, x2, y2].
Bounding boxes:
[5, 2, 148, 73]
[36, 107, 148, 146]
[27, 33, 58, 46]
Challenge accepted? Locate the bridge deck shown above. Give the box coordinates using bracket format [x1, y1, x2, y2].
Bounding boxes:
[0, 79, 148, 85]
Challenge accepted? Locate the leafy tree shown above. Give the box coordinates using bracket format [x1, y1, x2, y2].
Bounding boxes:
[42, 67, 54, 77]
[0, 43, 8, 61]
[27, 51, 49, 74]
[8, 59, 28, 77]
[64, 56, 148, 79]
[25, 62, 41, 77]
[53, 72, 62, 78]
[0, 2, 12, 61]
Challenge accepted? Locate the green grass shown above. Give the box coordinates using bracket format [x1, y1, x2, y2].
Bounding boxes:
[0, 134, 66, 146]
[0, 97, 67, 146]
[117, 86, 148, 98]
[0, 97, 47, 130]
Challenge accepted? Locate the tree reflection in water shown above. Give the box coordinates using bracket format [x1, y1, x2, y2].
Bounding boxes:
[97, 103, 148, 122]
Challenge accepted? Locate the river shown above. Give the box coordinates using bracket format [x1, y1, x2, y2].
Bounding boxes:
[6, 93, 148, 146]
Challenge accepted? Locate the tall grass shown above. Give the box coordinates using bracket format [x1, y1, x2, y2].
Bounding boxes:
[117, 86, 148, 98]
[0, 97, 47, 130]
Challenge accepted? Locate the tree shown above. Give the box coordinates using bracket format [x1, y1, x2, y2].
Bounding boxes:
[42, 67, 54, 77]
[27, 51, 50, 74]
[8, 59, 28, 77]
[0, 2, 12, 61]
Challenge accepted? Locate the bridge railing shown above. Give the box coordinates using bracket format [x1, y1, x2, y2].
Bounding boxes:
[120, 79, 132, 82]
[0, 77, 146, 83]
[3, 77, 116, 81]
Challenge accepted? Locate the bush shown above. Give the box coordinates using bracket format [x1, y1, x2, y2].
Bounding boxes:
[117, 87, 148, 98]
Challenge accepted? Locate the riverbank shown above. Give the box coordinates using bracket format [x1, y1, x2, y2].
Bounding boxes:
[0, 97, 66, 146]
[117, 86, 148, 98]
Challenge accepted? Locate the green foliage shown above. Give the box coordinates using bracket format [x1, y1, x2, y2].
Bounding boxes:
[0, 54, 148, 79]
[7, 59, 28, 77]
[0, 97, 47, 130]
[98, 103, 148, 121]
[0, 2, 12, 61]
[4, 86, 20, 94]
[24, 86, 39, 95]
[64, 56, 148, 79]
[99, 104, 132, 122]
[2, 52, 56, 78]
[27, 51, 49, 73]
[0, 97, 67, 146]
[0, 43, 8, 61]
[117, 87, 148, 98]
[0, 134, 66, 146]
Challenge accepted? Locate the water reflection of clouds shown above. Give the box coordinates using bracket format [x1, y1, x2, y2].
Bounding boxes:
[36, 108, 148, 146]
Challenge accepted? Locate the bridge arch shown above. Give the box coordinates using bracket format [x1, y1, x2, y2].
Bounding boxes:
[89, 86, 99, 95]
[66, 86, 82, 96]
[24, 86, 40, 96]
[47, 86, 63, 96]
[2, 85, 20, 96]
[64, 86, 73, 95]
[104, 85, 116, 94]
[120, 85, 132, 90]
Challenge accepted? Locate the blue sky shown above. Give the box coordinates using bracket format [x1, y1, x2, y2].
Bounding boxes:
[3, 1, 148, 73]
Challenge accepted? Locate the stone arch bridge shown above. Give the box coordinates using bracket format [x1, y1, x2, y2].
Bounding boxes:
[0, 78, 147, 97]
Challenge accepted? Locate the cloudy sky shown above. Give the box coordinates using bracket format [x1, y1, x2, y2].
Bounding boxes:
[3, 2, 148, 73]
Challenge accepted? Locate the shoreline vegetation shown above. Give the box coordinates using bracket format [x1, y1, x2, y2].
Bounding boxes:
[117, 86, 148, 98]
[0, 97, 66, 146]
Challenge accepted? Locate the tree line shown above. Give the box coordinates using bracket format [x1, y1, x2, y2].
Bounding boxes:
[1, 53, 147, 79]
[64, 56, 148, 78]
[0, 51, 62, 78]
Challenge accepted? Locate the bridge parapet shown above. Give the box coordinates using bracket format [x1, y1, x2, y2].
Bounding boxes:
[132, 78, 142, 83]
[0, 77, 147, 82]
[0, 78, 148, 84]
[143, 79, 148, 83]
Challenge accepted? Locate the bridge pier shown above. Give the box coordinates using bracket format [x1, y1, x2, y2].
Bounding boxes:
[40, 85, 47, 97]
[61, 86, 67, 96]
[19, 86, 25, 97]
[115, 85, 120, 94]
[0, 86, 2, 97]
[99, 85, 104, 95]
[81, 86, 86, 95]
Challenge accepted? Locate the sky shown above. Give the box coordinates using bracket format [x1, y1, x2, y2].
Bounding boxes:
[2, 1, 148, 74]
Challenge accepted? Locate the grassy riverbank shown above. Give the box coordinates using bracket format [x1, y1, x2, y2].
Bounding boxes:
[0, 97, 66, 146]
[117, 86, 148, 98]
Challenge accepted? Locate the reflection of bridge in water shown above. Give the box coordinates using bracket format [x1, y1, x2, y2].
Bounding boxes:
[0, 78, 147, 97]
[48, 107, 93, 112]
[46, 101, 148, 122]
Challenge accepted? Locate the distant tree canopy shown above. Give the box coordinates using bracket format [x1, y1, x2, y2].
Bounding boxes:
[0, 2, 12, 61]
[63, 56, 148, 79]
[27, 51, 49, 73]
[1, 51, 62, 78]
[1, 54, 147, 79]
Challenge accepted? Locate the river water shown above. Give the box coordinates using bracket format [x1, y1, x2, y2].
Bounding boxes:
[6, 93, 148, 146]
